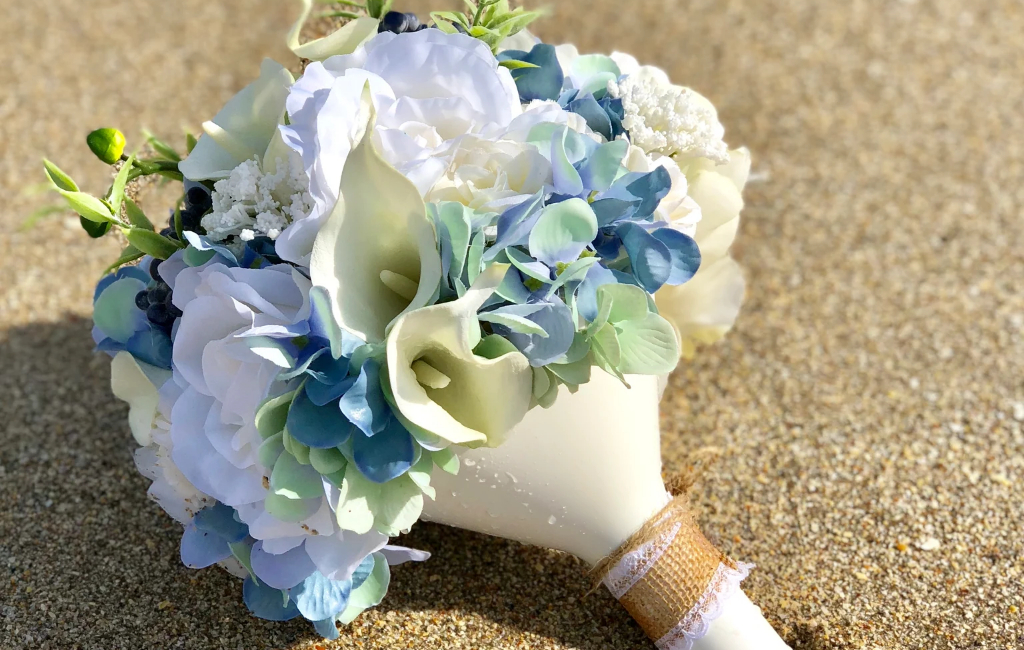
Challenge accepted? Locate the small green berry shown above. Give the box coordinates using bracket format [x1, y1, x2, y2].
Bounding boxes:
[86, 128, 127, 165]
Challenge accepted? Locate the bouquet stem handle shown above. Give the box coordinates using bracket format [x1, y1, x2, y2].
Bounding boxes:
[592, 495, 791, 650]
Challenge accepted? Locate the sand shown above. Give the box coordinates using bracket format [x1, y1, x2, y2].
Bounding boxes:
[1, 1, 1022, 649]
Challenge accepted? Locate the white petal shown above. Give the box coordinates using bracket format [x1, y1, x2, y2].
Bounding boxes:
[305, 530, 389, 581]
[110, 352, 171, 447]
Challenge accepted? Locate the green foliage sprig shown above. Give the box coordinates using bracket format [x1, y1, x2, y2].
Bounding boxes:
[432, 0, 543, 52]
[40, 128, 193, 267]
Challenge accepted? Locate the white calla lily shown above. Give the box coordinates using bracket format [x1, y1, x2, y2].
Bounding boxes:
[110, 351, 171, 447]
[310, 89, 443, 342]
[178, 59, 294, 181]
[386, 264, 533, 448]
[287, 0, 378, 62]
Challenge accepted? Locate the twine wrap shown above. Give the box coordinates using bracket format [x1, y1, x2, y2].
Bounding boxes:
[591, 495, 753, 650]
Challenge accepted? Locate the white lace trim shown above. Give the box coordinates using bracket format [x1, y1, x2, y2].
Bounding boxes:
[603, 522, 683, 599]
[654, 561, 755, 650]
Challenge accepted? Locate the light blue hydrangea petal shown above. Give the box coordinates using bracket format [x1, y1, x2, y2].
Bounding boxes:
[498, 298, 576, 367]
[286, 385, 353, 449]
[551, 127, 584, 197]
[183, 231, 239, 266]
[619, 223, 673, 293]
[290, 571, 352, 622]
[350, 554, 377, 591]
[486, 192, 545, 261]
[313, 617, 341, 640]
[242, 577, 300, 621]
[625, 167, 673, 219]
[576, 263, 619, 323]
[578, 140, 630, 191]
[338, 359, 390, 438]
[125, 324, 173, 369]
[505, 248, 552, 283]
[93, 277, 148, 344]
[193, 502, 249, 544]
[180, 522, 232, 569]
[651, 228, 702, 286]
[591, 198, 639, 228]
[352, 418, 415, 484]
[494, 267, 533, 304]
[498, 44, 564, 102]
[528, 198, 599, 266]
[250, 541, 317, 590]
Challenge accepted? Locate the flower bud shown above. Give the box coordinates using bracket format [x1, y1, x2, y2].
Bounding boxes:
[86, 128, 126, 165]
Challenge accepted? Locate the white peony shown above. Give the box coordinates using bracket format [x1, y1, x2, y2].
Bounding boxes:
[166, 262, 311, 507]
[277, 29, 523, 265]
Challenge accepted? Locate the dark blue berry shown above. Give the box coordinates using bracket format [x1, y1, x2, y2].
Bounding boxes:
[379, 11, 421, 34]
[135, 291, 151, 310]
[168, 303, 183, 318]
[149, 286, 170, 305]
[146, 303, 174, 327]
[149, 259, 163, 282]
[160, 227, 180, 241]
[185, 186, 213, 214]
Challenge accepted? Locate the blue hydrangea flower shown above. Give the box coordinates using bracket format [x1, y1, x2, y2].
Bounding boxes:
[92, 263, 172, 369]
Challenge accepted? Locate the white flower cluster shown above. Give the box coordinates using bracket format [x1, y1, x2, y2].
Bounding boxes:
[608, 70, 729, 164]
[201, 153, 314, 243]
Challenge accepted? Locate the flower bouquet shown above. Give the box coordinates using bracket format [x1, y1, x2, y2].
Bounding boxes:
[44, 0, 780, 646]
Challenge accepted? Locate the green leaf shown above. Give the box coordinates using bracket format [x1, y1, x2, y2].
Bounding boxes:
[42, 159, 78, 192]
[431, 11, 470, 28]
[124, 198, 153, 230]
[432, 19, 460, 34]
[366, 0, 393, 18]
[107, 154, 135, 216]
[407, 452, 435, 499]
[337, 552, 390, 624]
[614, 312, 681, 375]
[547, 356, 592, 386]
[431, 447, 460, 475]
[498, 59, 540, 71]
[124, 227, 182, 260]
[321, 9, 362, 19]
[81, 216, 111, 238]
[102, 245, 144, 273]
[590, 322, 621, 368]
[58, 189, 114, 223]
[185, 131, 198, 155]
[143, 129, 182, 162]
[597, 283, 651, 324]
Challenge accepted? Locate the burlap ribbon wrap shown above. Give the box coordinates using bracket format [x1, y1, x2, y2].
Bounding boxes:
[592, 495, 753, 650]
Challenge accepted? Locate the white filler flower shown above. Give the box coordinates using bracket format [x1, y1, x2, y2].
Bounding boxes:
[608, 67, 729, 164]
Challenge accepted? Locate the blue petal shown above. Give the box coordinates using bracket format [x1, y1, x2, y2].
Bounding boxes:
[250, 541, 317, 590]
[350, 554, 376, 591]
[576, 264, 618, 322]
[290, 571, 352, 623]
[651, 229, 702, 286]
[183, 231, 239, 266]
[314, 617, 341, 640]
[125, 324, 173, 369]
[286, 385, 353, 449]
[304, 354, 352, 403]
[352, 418, 415, 484]
[619, 223, 673, 293]
[308, 286, 362, 360]
[591, 198, 639, 228]
[192, 502, 249, 544]
[339, 359, 391, 437]
[625, 167, 673, 219]
[486, 192, 545, 261]
[566, 94, 614, 141]
[498, 298, 576, 367]
[180, 522, 231, 569]
[592, 229, 623, 259]
[498, 44, 564, 102]
[94, 337, 126, 357]
[243, 577, 300, 621]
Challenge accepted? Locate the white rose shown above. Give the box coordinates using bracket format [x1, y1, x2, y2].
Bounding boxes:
[278, 29, 523, 265]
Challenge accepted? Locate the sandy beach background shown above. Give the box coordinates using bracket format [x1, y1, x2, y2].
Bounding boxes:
[1, 1, 1022, 648]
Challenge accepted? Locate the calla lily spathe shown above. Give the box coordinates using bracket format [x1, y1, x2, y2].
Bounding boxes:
[386, 264, 533, 448]
[309, 93, 442, 343]
[110, 351, 170, 447]
[178, 59, 294, 181]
